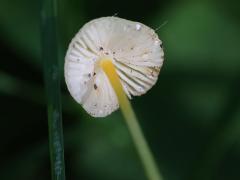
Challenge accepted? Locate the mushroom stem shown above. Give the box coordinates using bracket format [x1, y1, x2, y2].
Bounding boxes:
[100, 59, 163, 180]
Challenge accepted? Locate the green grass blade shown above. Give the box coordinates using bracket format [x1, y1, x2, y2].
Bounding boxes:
[41, 0, 66, 179]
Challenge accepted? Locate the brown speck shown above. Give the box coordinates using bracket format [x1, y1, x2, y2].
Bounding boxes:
[151, 71, 154, 77]
[131, 47, 134, 50]
[99, 47, 103, 51]
[88, 73, 91, 78]
[94, 84, 98, 90]
[113, 51, 116, 54]
[93, 72, 96, 76]
[105, 52, 109, 55]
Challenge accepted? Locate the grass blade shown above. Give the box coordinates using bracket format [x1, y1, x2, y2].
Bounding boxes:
[41, 0, 66, 179]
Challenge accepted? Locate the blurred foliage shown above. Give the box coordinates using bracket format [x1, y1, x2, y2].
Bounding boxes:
[0, 0, 240, 180]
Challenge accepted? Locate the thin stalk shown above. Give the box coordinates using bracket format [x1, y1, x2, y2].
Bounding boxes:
[100, 59, 163, 180]
[41, 0, 66, 179]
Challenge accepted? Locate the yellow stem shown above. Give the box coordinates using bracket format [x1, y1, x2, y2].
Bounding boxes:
[100, 59, 163, 180]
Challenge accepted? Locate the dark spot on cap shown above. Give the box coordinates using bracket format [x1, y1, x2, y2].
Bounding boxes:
[94, 84, 98, 90]
[113, 51, 116, 54]
[151, 71, 154, 77]
[93, 72, 96, 76]
[131, 47, 134, 50]
[99, 47, 103, 51]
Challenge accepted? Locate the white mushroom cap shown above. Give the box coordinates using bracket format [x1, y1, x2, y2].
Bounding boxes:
[64, 17, 164, 117]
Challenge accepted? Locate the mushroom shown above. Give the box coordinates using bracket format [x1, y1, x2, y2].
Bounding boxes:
[64, 17, 164, 117]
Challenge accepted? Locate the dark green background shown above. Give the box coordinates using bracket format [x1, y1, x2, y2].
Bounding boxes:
[0, 0, 240, 179]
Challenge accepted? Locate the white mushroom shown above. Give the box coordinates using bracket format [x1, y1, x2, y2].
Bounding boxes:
[64, 17, 164, 117]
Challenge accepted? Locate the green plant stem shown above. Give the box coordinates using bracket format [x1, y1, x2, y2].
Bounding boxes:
[41, 0, 66, 179]
[100, 59, 163, 180]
